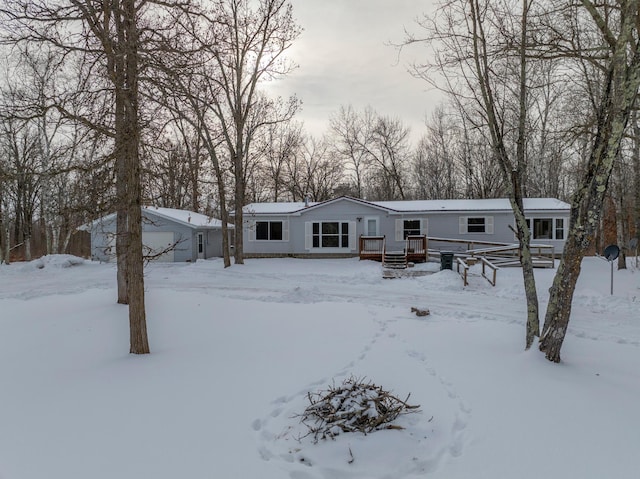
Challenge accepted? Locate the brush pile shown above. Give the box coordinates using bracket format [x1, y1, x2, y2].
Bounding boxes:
[298, 376, 420, 442]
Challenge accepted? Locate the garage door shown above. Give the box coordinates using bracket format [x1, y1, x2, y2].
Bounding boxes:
[142, 232, 175, 262]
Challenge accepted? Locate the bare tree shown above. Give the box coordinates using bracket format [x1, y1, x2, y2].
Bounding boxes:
[330, 105, 412, 200]
[0, 0, 181, 353]
[330, 105, 371, 198]
[285, 135, 344, 202]
[188, 0, 301, 264]
[413, 107, 460, 199]
[539, 0, 640, 362]
[255, 121, 303, 202]
[632, 112, 640, 260]
[410, 0, 542, 348]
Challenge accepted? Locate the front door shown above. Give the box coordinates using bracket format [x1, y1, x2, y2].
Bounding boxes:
[197, 232, 205, 259]
[364, 216, 379, 236]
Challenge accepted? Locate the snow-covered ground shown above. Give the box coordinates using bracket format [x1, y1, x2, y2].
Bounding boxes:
[1, 255, 639, 479]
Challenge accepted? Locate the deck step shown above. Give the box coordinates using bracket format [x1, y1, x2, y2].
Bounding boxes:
[383, 251, 407, 269]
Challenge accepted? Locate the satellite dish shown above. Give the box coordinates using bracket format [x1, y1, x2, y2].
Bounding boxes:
[604, 244, 620, 261]
[630, 237, 638, 250]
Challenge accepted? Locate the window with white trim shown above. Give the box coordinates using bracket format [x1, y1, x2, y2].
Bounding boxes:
[312, 221, 349, 248]
[256, 221, 282, 240]
[403, 220, 421, 237]
[249, 220, 289, 241]
[395, 219, 426, 241]
[524, 218, 566, 240]
[459, 216, 494, 234]
[305, 221, 356, 250]
[555, 218, 565, 240]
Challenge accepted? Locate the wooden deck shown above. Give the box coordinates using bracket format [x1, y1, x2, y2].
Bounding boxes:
[360, 235, 555, 269]
[426, 238, 555, 268]
[359, 235, 428, 267]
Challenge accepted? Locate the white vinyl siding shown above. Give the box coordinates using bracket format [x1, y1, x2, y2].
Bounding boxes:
[305, 222, 312, 250]
[248, 220, 256, 242]
[348, 221, 357, 249]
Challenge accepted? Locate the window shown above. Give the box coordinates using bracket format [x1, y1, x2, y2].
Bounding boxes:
[555, 218, 565, 240]
[252, 220, 286, 241]
[312, 221, 350, 248]
[459, 216, 494, 234]
[467, 217, 486, 233]
[197, 233, 204, 254]
[533, 218, 552, 239]
[403, 220, 421, 238]
[305, 221, 355, 250]
[524, 217, 566, 240]
[395, 219, 426, 241]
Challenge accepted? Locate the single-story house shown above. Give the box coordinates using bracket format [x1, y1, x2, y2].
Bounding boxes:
[81, 206, 232, 262]
[238, 196, 571, 259]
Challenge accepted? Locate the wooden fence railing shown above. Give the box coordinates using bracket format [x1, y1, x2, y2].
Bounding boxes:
[359, 236, 385, 260]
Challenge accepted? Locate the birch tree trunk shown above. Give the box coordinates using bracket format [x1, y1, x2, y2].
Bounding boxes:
[633, 112, 640, 266]
[540, 0, 640, 361]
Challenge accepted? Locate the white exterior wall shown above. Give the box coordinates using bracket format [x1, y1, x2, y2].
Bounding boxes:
[88, 211, 226, 262]
[241, 197, 570, 257]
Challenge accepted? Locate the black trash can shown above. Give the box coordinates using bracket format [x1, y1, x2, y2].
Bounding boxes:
[440, 252, 454, 270]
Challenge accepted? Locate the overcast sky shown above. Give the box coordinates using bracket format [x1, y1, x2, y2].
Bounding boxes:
[264, 0, 438, 142]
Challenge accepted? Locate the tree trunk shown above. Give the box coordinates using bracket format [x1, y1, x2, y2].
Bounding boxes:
[116, 209, 128, 304]
[123, 0, 149, 354]
[515, 0, 539, 349]
[539, 231, 584, 362]
[3, 222, 9, 265]
[61, 228, 72, 255]
[234, 152, 245, 264]
[0, 201, 6, 264]
[616, 195, 627, 270]
[520, 236, 540, 349]
[469, 0, 540, 349]
[633, 112, 640, 266]
[115, 0, 128, 305]
[540, 5, 640, 360]
[24, 236, 31, 261]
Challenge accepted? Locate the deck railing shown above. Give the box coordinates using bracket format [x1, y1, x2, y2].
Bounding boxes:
[456, 257, 469, 286]
[359, 235, 385, 260]
[405, 235, 428, 262]
[359, 235, 429, 264]
[427, 237, 555, 268]
[480, 257, 498, 286]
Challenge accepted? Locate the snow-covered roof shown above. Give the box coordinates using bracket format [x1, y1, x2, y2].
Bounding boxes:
[143, 207, 227, 229]
[373, 198, 570, 213]
[79, 207, 231, 231]
[243, 201, 319, 214]
[242, 196, 570, 215]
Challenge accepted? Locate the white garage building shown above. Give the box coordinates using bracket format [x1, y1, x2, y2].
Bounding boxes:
[82, 207, 231, 262]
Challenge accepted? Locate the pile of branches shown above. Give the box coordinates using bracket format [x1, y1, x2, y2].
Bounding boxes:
[298, 376, 420, 442]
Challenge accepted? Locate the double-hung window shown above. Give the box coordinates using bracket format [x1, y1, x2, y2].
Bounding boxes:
[305, 221, 355, 250]
[459, 216, 494, 234]
[312, 221, 350, 248]
[395, 219, 425, 241]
